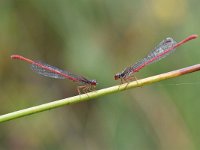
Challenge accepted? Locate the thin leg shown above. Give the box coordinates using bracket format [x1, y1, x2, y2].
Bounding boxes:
[118, 79, 122, 90]
[91, 85, 94, 91]
[123, 77, 130, 89]
[77, 87, 81, 95]
[132, 75, 139, 85]
[77, 85, 89, 97]
[77, 85, 87, 95]
[125, 75, 139, 84]
[82, 86, 90, 97]
[88, 85, 93, 92]
[91, 85, 97, 92]
[83, 86, 89, 93]
[120, 78, 123, 84]
[123, 75, 139, 89]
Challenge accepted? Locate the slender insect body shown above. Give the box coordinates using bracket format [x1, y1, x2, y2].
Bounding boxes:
[115, 37, 176, 80]
[11, 55, 97, 94]
[114, 35, 198, 82]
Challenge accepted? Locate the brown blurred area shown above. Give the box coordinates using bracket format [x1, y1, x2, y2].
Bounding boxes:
[0, 0, 200, 149]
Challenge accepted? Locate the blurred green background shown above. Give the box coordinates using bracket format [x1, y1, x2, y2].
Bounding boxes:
[0, 0, 200, 149]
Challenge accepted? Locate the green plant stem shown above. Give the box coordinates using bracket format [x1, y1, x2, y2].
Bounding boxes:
[1, 64, 200, 123]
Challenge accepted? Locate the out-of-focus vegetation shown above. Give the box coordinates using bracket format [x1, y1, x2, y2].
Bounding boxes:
[0, 0, 199, 149]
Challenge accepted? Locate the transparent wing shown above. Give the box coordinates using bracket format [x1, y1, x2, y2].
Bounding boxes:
[31, 61, 68, 79]
[123, 37, 177, 75]
[31, 61, 90, 83]
[144, 37, 177, 64]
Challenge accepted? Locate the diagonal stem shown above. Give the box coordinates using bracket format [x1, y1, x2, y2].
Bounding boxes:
[1, 64, 200, 123]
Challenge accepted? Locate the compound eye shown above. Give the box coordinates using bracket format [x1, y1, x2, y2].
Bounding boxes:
[114, 74, 120, 80]
[91, 80, 97, 85]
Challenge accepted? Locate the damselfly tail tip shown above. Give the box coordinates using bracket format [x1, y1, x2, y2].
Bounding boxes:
[11, 54, 20, 59]
[188, 34, 198, 40]
[10, 54, 33, 64]
[178, 34, 198, 46]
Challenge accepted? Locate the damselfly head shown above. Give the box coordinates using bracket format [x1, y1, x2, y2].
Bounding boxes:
[90, 79, 97, 86]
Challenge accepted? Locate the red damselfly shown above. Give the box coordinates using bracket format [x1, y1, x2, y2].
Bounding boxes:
[11, 55, 97, 94]
[114, 34, 198, 83]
